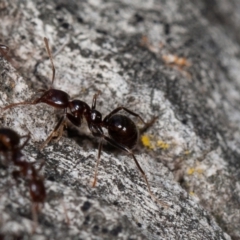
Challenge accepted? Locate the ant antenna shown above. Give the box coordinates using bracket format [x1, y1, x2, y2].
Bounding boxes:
[92, 91, 101, 110]
[43, 37, 55, 86]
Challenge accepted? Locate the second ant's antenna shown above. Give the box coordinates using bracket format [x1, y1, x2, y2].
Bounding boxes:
[43, 37, 55, 86]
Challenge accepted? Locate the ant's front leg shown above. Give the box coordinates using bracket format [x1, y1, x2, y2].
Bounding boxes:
[88, 124, 104, 187]
[40, 110, 83, 150]
[97, 134, 168, 207]
[40, 114, 67, 150]
[92, 140, 103, 187]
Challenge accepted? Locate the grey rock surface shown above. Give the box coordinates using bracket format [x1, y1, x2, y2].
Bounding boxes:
[0, 0, 239, 239]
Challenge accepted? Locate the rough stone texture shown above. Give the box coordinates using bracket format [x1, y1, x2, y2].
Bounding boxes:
[0, 0, 239, 239]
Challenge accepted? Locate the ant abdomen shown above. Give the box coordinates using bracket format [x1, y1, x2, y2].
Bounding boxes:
[106, 114, 139, 149]
[36, 89, 70, 109]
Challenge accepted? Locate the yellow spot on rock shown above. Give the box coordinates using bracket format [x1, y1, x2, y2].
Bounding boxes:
[141, 135, 155, 149]
[196, 168, 204, 174]
[187, 168, 195, 175]
[157, 140, 169, 150]
[184, 150, 190, 155]
[187, 167, 204, 175]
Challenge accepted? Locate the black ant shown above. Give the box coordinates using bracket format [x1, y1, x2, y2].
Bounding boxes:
[0, 128, 46, 231]
[83, 92, 168, 206]
[1, 38, 167, 206]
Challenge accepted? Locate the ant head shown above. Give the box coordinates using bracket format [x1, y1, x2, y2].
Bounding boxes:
[91, 109, 102, 124]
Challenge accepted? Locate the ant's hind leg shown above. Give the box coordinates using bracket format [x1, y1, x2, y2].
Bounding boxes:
[92, 140, 103, 187]
[39, 115, 67, 150]
[130, 153, 168, 207]
[102, 135, 168, 207]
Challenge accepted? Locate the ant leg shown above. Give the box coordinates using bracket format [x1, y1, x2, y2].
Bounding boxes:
[39, 115, 67, 150]
[19, 134, 31, 150]
[139, 116, 158, 134]
[103, 106, 146, 125]
[2, 101, 35, 111]
[92, 140, 103, 187]
[1, 89, 49, 112]
[102, 135, 168, 207]
[31, 203, 40, 233]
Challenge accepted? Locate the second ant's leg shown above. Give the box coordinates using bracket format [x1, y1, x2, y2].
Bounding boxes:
[31, 203, 39, 234]
[102, 135, 168, 207]
[92, 140, 103, 187]
[39, 115, 66, 150]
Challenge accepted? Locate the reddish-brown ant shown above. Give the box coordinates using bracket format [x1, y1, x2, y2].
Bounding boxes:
[1, 38, 167, 206]
[0, 128, 46, 231]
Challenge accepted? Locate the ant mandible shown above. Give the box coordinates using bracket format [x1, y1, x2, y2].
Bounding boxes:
[0, 128, 46, 231]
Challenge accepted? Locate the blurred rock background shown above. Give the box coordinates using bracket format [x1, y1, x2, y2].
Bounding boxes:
[0, 0, 240, 239]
